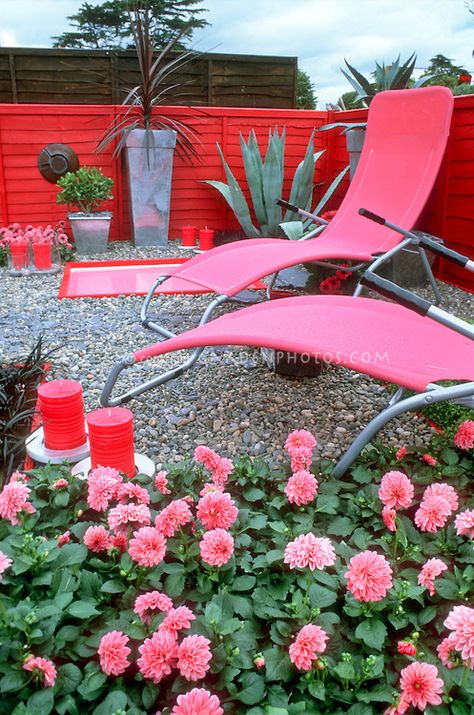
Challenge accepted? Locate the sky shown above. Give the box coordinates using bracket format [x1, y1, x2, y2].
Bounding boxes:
[0, 0, 473, 107]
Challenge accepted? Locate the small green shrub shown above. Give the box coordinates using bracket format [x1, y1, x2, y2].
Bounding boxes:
[56, 166, 114, 214]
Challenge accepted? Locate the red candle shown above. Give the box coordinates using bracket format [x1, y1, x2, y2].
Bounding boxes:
[9, 242, 29, 270]
[33, 242, 52, 270]
[182, 225, 197, 247]
[38, 380, 86, 450]
[199, 226, 215, 251]
[86, 407, 136, 477]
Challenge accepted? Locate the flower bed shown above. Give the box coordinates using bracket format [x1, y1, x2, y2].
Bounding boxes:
[0, 428, 473, 714]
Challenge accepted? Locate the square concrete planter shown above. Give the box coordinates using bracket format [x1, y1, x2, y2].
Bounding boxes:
[68, 212, 112, 255]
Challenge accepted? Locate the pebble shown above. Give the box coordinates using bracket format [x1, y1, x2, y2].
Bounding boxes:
[2, 241, 473, 469]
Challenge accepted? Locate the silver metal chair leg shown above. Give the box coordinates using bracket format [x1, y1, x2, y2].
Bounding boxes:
[332, 381, 474, 478]
[141, 275, 176, 338]
[416, 246, 442, 305]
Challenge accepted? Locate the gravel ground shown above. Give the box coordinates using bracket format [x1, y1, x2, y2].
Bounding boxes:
[2, 241, 473, 470]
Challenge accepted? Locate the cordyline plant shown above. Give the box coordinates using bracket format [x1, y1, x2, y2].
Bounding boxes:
[204, 128, 348, 239]
[97, 2, 201, 163]
[0, 421, 473, 713]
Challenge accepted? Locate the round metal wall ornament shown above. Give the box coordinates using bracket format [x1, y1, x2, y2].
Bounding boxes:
[37, 144, 80, 183]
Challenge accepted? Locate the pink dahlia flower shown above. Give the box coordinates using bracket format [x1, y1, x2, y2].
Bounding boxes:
[284, 533, 336, 571]
[423, 483, 458, 512]
[200, 528, 234, 566]
[108, 503, 151, 532]
[160, 606, 196, 636]
[23, 655, 57, 687]
[98, 630, 131, 676]
[199, 482, 224, 497]
[194, 445, 221, 470]
[422, 453, 438, 466]
[454, 419, 474, 450]
[383, 693, 410, 715]
[87, 466, 122, 512]
[414, 496, 451, 533]
[378, 471, 413, 510]
[444, 605, 474, 661]
[211, 457, 234, 486]
[290, 446, 313, 472]
[57, 530, 70, 547]
[177, 634, 212, 680]
[437, 634, 459, 669]
[284, 429, 317, 455]
[284, 470, 318, 506]
[455, 509, 474, 539]
[397, 641, 417, 656]
[83, 525, 110, 553]
[0, 551, 12, 580]
[110, 532, 128, 552]
[400, 661, 443, 710]
[395, 446, 407, 460]
[171, 688, 223, 715]
[344, 550, 393, 602]
[134, 591, 174, 623]
[289, 624, 328, 670]
[0, 481, 36, 525]
[382, 505, 397, 532]
[155, 470, 171, 495]
[117, 482, 150, 505]
[196, 491, 238, 530]
[155, 498, 193, 537]
[52, 478, 68, 489]
[417, 558, 448, 596]
[137, 630, 178, 684]
[128, 526, 167, 567]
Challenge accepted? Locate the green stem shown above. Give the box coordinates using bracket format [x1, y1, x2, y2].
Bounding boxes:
[302, 570, 313, 610]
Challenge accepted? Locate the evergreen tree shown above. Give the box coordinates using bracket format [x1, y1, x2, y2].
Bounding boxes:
[420, 54, 467, 89]
[296, 69, 317, 109]
[52, 0, 208, 49]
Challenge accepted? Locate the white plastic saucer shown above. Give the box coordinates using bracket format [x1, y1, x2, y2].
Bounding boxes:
[71, 452, 155, 480]
[26, 426, 90, 465]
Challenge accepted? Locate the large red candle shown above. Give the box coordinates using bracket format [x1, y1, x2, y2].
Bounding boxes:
[9, 241, 29, 270]
[37, 380, 86, 450]
[199, 227, 215, 251]
[86, 407, 136, 477]
[33, 242, 52, 270]
[181, 225, 197, 247]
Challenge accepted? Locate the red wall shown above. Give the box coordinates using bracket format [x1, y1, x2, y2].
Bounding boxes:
[0, 99, 473, 292]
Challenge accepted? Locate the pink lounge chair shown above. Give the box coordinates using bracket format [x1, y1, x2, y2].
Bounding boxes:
[141, 86, 453, 345]
[101, 237, 474, 477]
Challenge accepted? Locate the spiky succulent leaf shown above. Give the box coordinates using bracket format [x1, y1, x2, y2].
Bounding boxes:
[279, 221, 305, 240]
[262, 136, 284, 235]
[284, 136, 321, 222]
[343, 60, 376, 100]
[313, 166, 350, 215]
[240, 130, 266, 228]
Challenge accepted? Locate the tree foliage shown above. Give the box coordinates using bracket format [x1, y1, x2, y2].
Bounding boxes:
[296, 69, 317, 109]
[420, 54, 468, 89]
[52, 0, 208, 49]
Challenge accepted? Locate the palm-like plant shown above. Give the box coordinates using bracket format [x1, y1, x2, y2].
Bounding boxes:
[98, 2, 201, 162]
[341, 53, 430, 106]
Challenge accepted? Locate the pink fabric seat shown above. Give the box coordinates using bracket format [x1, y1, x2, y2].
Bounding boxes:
[134, 296, 474, 393]
[158, 87, 453, 297]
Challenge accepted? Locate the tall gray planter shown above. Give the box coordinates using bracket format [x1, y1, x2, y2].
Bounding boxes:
[125, 129, 177, 247]
[346, 129, 366, 181]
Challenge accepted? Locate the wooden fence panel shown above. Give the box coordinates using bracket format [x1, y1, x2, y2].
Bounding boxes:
[0, 49, 297, 109]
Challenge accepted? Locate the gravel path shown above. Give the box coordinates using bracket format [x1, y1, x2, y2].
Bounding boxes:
[2, 241, 473, 469]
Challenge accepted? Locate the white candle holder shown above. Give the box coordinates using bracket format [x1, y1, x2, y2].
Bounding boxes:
[26, 426, 90, 464]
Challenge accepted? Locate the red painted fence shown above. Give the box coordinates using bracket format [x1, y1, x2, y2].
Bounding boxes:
[0, 98, 473, 291]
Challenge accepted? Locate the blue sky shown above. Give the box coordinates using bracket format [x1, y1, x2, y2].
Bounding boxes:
[0, 0, 473, 107]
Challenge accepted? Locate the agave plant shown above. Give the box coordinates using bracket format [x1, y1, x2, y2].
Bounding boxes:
[98, 2, 201, 162]
[342, 53, 431, 106]
[204, 128, 347, 238]
[0, 336, 55, 486]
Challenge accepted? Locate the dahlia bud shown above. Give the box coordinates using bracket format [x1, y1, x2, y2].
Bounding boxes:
[397, 640, 417, 656]
[254, 655, 265, 669]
